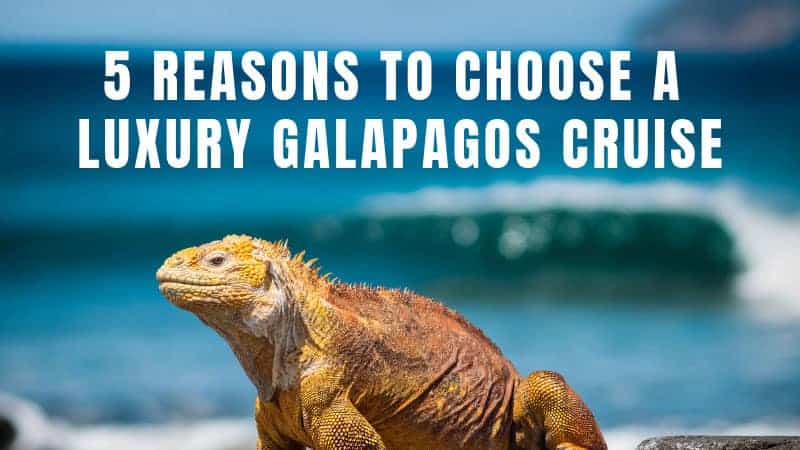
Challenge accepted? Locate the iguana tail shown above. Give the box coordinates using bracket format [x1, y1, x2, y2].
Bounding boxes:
[512, 371, 607, 450]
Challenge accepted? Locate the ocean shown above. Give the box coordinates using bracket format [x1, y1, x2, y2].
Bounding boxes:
[0, 47, 799, 449]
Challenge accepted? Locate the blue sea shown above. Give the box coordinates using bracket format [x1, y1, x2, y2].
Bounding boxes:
[0, 47, 799, 449]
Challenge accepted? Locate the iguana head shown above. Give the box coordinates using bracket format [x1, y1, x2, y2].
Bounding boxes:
[158, 234, 325, 395]
[156, 234, 305, 332]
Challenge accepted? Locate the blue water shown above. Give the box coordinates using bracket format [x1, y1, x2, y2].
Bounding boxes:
[0, 47, 799, 436]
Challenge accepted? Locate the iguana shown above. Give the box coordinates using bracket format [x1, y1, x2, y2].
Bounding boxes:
[156, 235, 606, 450]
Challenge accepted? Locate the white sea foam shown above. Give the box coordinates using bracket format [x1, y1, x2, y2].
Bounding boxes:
[2, 392, 799, 450]
[0, 393, 255, 450]
[362, 177, 800, 320]
[65, 419, 255, 450]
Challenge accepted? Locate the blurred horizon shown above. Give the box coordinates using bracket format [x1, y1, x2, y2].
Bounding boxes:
[2, 0, 799, 51]
[0, 0, 663, 48]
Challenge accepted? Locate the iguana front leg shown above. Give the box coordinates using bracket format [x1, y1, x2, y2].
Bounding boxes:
[306, 397, 386, 450]
[254, 398, 305, 450]
[513, 371, 606, 450]
[300, 370, 387, 450]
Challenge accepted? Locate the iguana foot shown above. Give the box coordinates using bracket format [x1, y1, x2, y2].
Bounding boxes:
[514, 371, 607, 450]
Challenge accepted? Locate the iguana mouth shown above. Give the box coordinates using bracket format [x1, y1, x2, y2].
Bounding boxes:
[157, 280, 224, 306]
[156, 269, 224, 287]
[157, 278, 223, 287]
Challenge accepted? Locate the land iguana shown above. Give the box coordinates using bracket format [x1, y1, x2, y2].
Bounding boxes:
[156, 235, 606, 450]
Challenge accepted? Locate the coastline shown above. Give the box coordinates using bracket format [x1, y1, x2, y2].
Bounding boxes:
[2, 392, 799, 450]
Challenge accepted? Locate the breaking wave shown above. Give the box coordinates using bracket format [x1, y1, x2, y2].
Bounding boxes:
[358, 178, 800, 319]
[4, 176, 797, 316]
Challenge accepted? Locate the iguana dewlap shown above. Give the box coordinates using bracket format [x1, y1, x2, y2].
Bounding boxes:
[157, 235, 606, 450]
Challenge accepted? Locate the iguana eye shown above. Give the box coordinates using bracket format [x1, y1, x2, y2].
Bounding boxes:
[205, 251, 228, 267]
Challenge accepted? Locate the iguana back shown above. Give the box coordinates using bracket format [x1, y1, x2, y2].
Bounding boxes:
[319, 283, 518, 450]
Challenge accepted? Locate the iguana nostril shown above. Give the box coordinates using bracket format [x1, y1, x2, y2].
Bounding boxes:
[169, 256, 184, 267]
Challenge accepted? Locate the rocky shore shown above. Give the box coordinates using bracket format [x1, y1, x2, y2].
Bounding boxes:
[0, 415, 15, 450]
[638, 436, 800, 449]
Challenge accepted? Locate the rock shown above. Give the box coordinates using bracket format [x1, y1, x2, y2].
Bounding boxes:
[638, 436, 800, 450]
[0, 415, 15, 450]
[633, 0, 800, 52]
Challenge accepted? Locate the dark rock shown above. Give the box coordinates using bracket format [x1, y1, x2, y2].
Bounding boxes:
[0, 415, 15, 450]
[632, 0, 800, 52]
[638, 436, 800, 450]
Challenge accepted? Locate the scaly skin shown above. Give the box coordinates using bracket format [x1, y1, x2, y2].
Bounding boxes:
[156, 235, 606, 450]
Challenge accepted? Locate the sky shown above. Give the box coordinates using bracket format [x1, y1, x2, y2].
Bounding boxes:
[1, 0, 665, 48]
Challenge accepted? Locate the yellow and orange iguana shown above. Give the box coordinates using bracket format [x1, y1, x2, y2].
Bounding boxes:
[156, 235, 606, 450]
